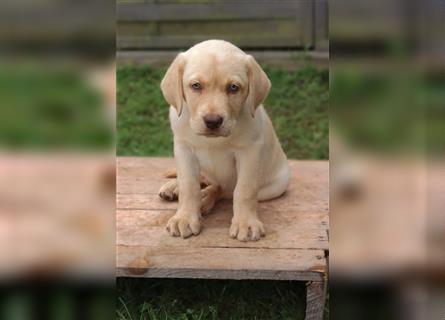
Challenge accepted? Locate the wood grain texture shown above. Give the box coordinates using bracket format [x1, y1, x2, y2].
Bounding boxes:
[116, 0, 316, 49]
[117, 34, 306, 50]
[117, 2, 304, 21]
[116, 157, 329, 281]
[305, 281, 326, 320]
[117, 245, 326, 281]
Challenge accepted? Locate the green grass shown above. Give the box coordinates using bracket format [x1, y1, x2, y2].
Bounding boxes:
[0, 64, 112, 150]
[331, 68, 445, 155]
[117, 278, 307, 320]
[117, 64, 328, 159]
[117, 63, 329, 319]
[117, 66, 173, 156]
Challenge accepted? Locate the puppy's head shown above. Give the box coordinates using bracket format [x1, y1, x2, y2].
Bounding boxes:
[161, 40, 271, 137]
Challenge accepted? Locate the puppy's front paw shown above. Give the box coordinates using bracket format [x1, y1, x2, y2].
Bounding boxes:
[229, 217, 265, 241]
[166, 213, 201, 238]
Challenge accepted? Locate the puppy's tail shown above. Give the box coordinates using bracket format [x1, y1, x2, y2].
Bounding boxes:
[163, 168, 177, 178]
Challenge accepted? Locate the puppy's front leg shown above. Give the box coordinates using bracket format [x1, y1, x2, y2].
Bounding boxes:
[230, 147, 265, 241]
[166, 142, 201, 238]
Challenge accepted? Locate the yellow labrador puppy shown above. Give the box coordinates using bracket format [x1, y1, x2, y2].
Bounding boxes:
[159, 40, 290, 241]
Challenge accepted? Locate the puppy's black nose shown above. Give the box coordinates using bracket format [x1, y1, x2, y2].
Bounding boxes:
[203, 114, 223, 129]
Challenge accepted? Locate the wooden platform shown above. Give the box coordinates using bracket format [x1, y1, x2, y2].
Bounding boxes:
[117, 157, 329, 319]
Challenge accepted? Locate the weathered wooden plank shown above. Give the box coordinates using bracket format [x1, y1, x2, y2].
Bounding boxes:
[117, 158, 328, 251]
[117, 192, 327, 214]
[118, 20, 300, 38]
[117, 245, 326, 281]
[297, 0, 315, 47]
[157, 20, 300, 36]
[116, 0, 315, 49]
[314, 0, 329, 50]
[117, 215, 328, 250]
[116, 50, 329, 69]
[119, 166, 328, 184]
[117, 209, 328, 230]
[305, 281, 326, 320]
[117, 160, 328, 226]
[117, 207, 328, 249]
[117, 158, 328, 203]
[116, 157, 329, 281]
[117, 157, 328, 177]
[117, 34, 306, 50]
[117, 156, 170, 176]
[117, 21, 157, 38]
[117, 2, 305, 22]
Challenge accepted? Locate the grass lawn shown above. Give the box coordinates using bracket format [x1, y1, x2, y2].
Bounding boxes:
[117, 62, 329, 320]
[117, 278, 307, 320]
[0, 65, 112, 150]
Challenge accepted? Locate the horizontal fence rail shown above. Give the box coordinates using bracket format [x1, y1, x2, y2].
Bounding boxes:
[118, 1, 306, 21]
[116, 0, 328, 50]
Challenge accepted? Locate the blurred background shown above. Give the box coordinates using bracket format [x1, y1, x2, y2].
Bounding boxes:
[116, 1, 329, 319]
[0, 0, 115, 319]
[330, 0, 445, 319]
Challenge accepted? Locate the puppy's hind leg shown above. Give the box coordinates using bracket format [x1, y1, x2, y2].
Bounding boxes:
[201, 184, 222, 215]
[159, 179, 179, 201]
[158, 176, 221, 210]
[258, 166, 290, 201]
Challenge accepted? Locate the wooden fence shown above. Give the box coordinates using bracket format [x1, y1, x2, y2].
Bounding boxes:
[117, 0, 328, 50]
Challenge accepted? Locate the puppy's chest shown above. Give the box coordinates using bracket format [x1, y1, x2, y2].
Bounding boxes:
[194, 148, 237, 194]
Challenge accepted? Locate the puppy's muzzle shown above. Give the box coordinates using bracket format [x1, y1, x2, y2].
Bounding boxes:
[203, 114, 223, 130]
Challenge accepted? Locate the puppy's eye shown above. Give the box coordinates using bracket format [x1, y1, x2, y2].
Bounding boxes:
[227, 83, 239, 93]
[191, 83, 202, 90]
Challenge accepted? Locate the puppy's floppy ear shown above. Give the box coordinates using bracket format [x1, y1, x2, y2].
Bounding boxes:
[245, 55, 271, 117]
[160, 53, 186, 116]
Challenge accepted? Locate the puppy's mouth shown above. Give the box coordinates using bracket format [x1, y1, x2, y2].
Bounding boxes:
[198, 129, 230, 138]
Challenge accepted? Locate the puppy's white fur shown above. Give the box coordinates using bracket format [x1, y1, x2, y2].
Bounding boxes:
[160, 40, 290, 241]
